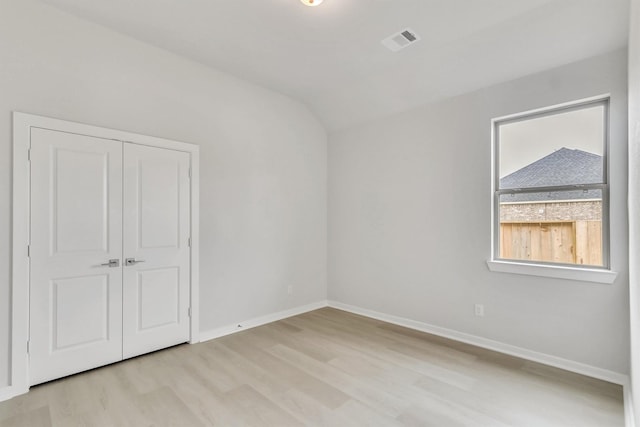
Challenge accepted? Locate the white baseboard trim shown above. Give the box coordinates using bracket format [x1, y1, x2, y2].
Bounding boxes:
[625, 382, 636, 427]
[199, 298, 629, 386]
[327, 300, 629, 386]
[0, 385, 19, 403]
[6, 298, 629, 412]
[199, 300, 328, 343]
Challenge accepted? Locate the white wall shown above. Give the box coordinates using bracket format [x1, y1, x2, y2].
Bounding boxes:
[627, 0, 640, 422]
[0, 0, 327, 388]
[329, 49, 629, 374]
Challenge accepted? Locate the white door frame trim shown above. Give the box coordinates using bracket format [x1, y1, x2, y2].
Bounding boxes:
[10, 112, 200, 398]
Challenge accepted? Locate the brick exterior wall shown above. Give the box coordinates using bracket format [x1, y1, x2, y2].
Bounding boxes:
[500, 200, 602, 222]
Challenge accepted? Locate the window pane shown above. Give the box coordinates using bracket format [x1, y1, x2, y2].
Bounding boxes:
[499, 105, 605, 189]
[499, 190, 603, 266]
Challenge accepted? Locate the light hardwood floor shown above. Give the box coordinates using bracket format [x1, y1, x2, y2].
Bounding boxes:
[0, 308, 624, 426]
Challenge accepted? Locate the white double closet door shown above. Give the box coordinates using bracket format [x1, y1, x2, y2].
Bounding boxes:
[29, 128, 191, 386]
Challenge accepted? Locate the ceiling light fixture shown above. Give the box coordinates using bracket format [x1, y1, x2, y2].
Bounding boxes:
[300, 0, 323, 6]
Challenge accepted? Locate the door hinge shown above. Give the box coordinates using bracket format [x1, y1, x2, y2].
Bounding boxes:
[27, 245, 30, 258]
[188, 168, 192, 179]
[26, 340, 30, 354]
[27, 148, 31, 162]
[188, 237, 191, 248]
[188, 307, 192, 318]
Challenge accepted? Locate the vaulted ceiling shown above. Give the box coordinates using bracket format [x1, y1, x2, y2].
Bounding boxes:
[38, 0, 629, 131]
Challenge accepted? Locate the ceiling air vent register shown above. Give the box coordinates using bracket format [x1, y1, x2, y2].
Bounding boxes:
[381, 28, 421, 52]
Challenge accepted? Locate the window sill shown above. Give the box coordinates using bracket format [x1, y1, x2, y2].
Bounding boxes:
[486, 260, 617, 284]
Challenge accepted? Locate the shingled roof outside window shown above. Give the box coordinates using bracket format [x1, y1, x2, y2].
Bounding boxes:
[499, 148, 603, 203]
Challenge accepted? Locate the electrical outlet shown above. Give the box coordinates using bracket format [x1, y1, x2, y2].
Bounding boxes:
[474, 304, 485, 317]
[287, 285, 293, 295]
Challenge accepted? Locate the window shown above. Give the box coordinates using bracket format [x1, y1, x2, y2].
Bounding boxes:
[492, 98, 609, 270]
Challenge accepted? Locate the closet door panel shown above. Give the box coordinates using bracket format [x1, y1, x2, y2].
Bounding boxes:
[29, 128, 123, 385]
[122, 143, 190, 359]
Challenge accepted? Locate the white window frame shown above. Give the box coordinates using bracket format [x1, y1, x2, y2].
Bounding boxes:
[486, 95, 617, 284]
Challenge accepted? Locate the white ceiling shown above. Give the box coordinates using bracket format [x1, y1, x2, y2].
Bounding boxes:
[38, 0, 629, 132]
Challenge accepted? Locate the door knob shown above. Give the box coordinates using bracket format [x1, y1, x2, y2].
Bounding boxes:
[101, 259, 120, 267]
[125, 258, 145, 266]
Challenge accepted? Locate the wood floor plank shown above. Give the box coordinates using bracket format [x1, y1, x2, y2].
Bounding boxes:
[333, 399, 406, 427]
[266, 343, 412, 418]
[0, 406, 51, 427]
[221, 332, 351, 410]
[223, 384, 304, 427]
[0, 307, 624, 426]
[397, 403, 468, 427]
[134, 386, 206, 427]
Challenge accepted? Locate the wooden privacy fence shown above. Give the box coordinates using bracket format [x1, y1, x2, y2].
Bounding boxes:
[500, 220, 602, 266]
